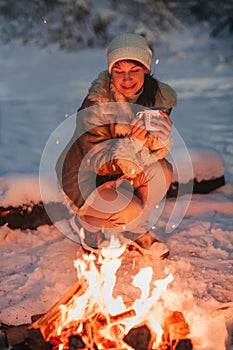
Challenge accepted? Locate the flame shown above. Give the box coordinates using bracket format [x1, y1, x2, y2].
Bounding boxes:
[51, 234, 174, 349]
[101, 234, 126, 259]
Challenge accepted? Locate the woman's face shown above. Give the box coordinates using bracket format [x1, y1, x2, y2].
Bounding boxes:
[111, 60, 146, 97]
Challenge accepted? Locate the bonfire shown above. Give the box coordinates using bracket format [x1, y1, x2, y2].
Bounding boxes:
[32, 230, 192, 350]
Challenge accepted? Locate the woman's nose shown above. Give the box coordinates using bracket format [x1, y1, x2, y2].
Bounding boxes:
[123, 72, 132, 81]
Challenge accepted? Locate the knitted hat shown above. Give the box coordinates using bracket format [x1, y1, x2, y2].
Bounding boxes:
[106, 33, 152, 73]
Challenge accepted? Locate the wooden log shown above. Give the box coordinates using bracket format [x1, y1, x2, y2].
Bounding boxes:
[159, 311, 193, 350]
[124, 325, 151, 350]
[69, 335, 85, 349]
[5, 324, 30, 346]
[31, 279, 87, 342]
[27, 328, 52, 350]
[5, 324, 51, 350]
[0, 329, 8, 349]
[164, 311, 190, 342]
[81, 308, 136, 349]
[109, 308, 136, 324]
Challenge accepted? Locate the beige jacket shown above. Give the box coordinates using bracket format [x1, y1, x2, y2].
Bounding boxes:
[56, 70, 177, 209]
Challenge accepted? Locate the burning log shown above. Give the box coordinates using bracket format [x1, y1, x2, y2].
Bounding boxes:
[82, 308, 136, 349]
[159, 311, 192, 350]
[31, 279, 88, 341]
[164, 311, 190, 342]
[47, 308, 137, 349]
[108, 308, 136, 323]
[31, 278, 136, 348]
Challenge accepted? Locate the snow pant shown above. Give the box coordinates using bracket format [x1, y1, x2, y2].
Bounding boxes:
[78, 159, 172, 235]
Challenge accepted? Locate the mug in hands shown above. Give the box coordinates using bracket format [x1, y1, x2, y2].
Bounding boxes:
[136, 107, 171, 131]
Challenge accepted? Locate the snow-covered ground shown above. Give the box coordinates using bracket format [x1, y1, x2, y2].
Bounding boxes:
[0, 23, 233, 349]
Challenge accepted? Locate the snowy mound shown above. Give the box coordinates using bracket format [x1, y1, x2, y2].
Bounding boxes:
[167, 147, 225, 197]
[172, 147, 225, 183]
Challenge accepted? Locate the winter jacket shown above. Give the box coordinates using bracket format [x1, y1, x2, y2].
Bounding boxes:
[56, 70, 177, 211]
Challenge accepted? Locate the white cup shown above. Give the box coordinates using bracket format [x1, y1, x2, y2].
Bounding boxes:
[136, 107, 167, 131]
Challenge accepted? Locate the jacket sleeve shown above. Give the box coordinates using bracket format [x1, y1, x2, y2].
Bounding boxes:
[56, 122, 124, 210]
[77, 101, 132, 177]
[56, 134, 84, 208]
[145, 133, 173, 160]
[77, 124, 123, 176]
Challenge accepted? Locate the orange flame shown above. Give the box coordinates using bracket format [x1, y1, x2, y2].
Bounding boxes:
[52, 231, 174, 348]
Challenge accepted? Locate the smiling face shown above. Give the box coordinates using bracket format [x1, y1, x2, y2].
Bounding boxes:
[111, 60, 147, 98]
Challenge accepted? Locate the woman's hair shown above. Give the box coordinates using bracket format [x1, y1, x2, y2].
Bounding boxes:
[112, 59, 145, 70]
[137, 74, 159, 107]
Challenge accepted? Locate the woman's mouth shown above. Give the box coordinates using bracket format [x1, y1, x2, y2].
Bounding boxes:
[121, 84, 136, 90]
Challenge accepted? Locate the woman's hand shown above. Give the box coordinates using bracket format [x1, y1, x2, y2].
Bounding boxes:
[130, 110, 172, 143]
[130, 115, 147, 144]
[149, 110, 172, 142]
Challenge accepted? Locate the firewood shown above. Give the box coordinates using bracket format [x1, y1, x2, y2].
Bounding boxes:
[31, 279, 88, 342]
[27, 328, 52, 350]
[5, 324, 30, 346]
[124, 325, 151, 350]
[174, 339, 193, 350]
[78, 309, 137, 349]
[30, 271, 192, 350]
[67, 307, 137, 350]
[109, 308, 136, 324]
[160, 311, 192, 349]
[164, 311, 190, 341]
[69, 335, 85, 349]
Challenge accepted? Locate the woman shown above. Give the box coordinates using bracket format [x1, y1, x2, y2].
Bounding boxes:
[56, 33, 177, 253]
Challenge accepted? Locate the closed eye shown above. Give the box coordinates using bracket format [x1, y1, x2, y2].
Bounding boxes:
[113, 70, 124, 74]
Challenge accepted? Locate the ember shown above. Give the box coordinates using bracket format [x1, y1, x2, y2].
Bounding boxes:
[32, 230, 193, 350]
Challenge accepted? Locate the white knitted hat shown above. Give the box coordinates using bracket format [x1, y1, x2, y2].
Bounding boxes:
[106, 33, 152, 73]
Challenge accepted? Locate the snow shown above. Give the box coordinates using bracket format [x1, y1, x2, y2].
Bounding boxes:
[169, 147, 225, 183]
[0, 23, 233, 350]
